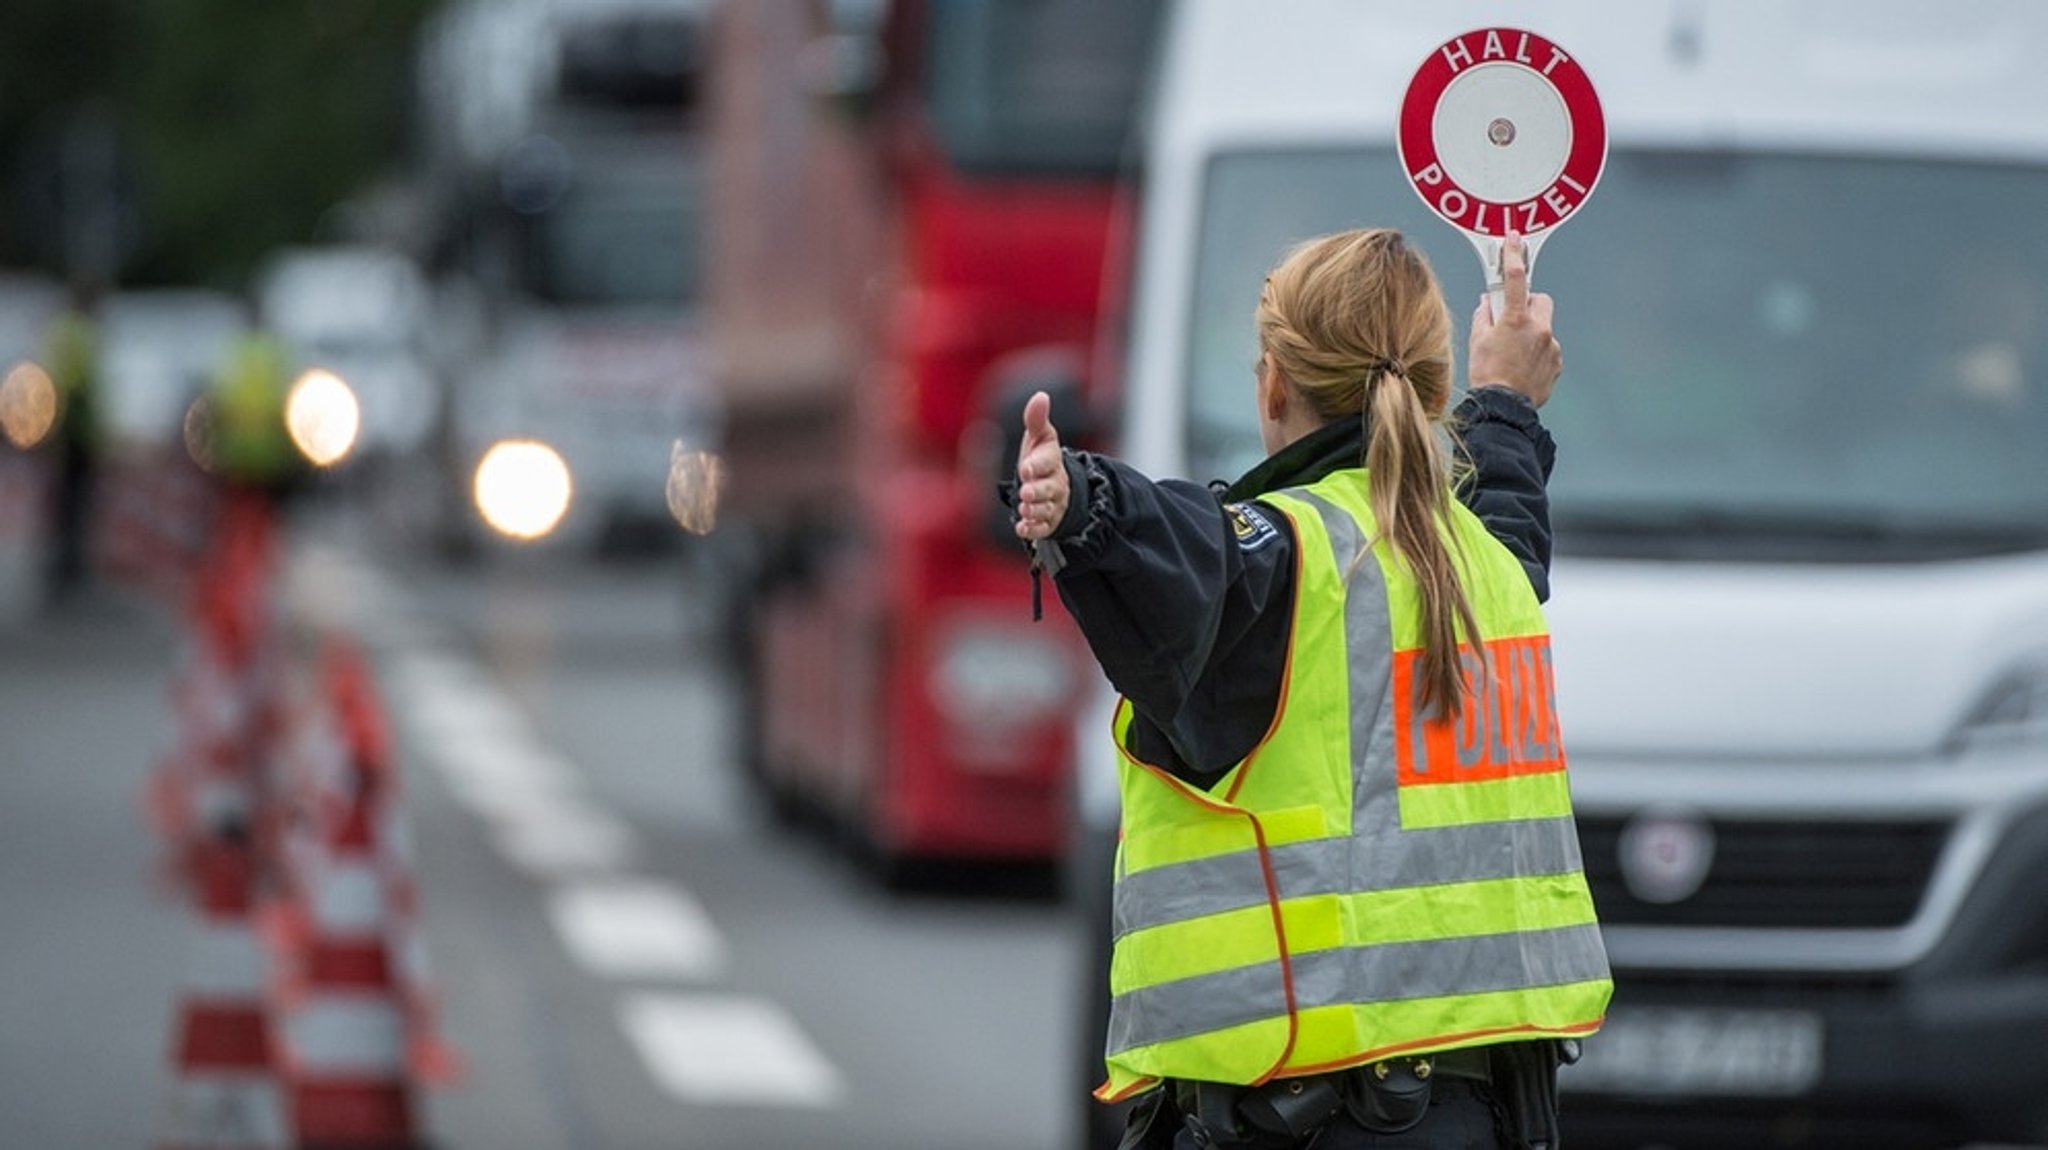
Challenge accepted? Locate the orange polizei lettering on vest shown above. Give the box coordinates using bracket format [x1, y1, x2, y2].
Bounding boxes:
[1393, 636, 1565, 787]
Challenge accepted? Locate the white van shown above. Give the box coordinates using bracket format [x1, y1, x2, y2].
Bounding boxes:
[1073, 2, 2048, 1147]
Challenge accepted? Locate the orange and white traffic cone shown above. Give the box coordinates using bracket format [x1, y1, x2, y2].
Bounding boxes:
[315, 639, 464, 1089]
[158, 833, 286, 1150]
[146, 505, 285, 897]
[145, 573, 246, 878]
[268, 770, 426, 1148]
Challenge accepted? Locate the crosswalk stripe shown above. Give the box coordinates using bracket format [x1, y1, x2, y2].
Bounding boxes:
[548, 880, 727, 981]
[618, 993, 845, 1108]
[492, 801, 639, 876]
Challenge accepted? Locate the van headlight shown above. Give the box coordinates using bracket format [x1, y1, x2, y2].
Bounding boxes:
[1953, 657, 2048, 754]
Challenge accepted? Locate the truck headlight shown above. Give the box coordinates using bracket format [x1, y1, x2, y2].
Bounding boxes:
[929, 620, 1077, 734]
[1953, 657, 2048, 754]
[473, 438, 574, 541]
[285, 368, 360, 467]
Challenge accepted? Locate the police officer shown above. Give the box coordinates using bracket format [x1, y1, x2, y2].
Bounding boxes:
[40, 288, 104, 603]
[1012, 232, 1610, 1149]
[192, 330, 309, 640]
[204, 332, 302, 495]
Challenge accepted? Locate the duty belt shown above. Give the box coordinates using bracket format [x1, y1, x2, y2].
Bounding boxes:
[1171, 1047, 1497, 1149]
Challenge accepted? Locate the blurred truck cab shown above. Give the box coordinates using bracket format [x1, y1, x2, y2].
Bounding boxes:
[417, 0, 719, 553]
[1077, 3, 2048, 1148]
[701, 0, 1160, 878]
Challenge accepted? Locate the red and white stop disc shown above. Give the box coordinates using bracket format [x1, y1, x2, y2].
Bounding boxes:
[1398, 27, 1605, 285]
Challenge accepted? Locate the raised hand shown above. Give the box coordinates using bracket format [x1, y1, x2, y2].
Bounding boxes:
[1468, 232, 1563, 409]
[1014, 390, 1070, 541]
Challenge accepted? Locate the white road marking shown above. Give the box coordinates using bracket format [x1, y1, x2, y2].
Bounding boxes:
[618, 994, 845, 1109]
[378, 613, 848, 1111]
[396, 667, 627, 871]
[379, 650, 447, 701]
[548, 880, 728, 980]
[401, 679, 537, 749]
[492, 802, 639, 876]
[432, 739, 583, 814]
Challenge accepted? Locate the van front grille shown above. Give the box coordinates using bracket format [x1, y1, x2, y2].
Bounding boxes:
[1577, 816, 1949, 928]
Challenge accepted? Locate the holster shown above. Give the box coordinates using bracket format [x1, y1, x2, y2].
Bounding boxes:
[1340, 1059, 1433, 1134]
[1238, 1075, 1343, 1143]
[1116, 1088, 1176, 1150]
[1142, 1075, 1344, 1150]
[1487, 1039, 1575, 1150]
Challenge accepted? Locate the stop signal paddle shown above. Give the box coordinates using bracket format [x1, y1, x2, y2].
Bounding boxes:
[1398, 27, 1607, 310]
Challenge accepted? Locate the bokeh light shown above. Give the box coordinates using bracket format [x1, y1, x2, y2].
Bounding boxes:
[0, 361, 59, 449]
[473, 438, 573, 541]
[285, 368, 361, 467]
[182, 396, 217, 473]
[666, 444, 725, 535]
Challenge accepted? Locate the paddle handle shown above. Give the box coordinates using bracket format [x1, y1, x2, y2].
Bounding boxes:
[1468, 230, 1547, 318]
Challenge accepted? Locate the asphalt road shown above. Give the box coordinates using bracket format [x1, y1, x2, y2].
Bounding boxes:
[0, 509, 1093, 1150]
[2, 570, 191, 1145]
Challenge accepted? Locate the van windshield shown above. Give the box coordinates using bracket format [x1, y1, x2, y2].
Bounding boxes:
[1185, 148, 2048, 559]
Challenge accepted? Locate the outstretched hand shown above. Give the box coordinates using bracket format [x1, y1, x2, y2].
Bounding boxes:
[1014, 390, 1070, 542]
[1468, 232, 1563, 409]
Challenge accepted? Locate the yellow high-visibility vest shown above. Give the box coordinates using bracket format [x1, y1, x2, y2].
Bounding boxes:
[1098, 468, 1610, 1100]
[208, 335, 295, 487]
[45, 311, 101, 449]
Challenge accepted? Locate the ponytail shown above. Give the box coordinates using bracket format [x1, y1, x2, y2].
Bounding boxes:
[1258, 229, 1482, 720]
[1361, 364, 1481, 721]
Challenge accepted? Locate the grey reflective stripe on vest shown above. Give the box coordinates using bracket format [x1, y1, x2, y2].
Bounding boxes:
[1286, 489, 1405, 844]
[1107, 921, 1609, 1053]
[1111, 816, 1592, 941]
[1108, 486, 1599, 1058]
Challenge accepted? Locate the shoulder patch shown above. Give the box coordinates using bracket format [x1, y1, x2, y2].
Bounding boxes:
[1226, 503, 1281, 553]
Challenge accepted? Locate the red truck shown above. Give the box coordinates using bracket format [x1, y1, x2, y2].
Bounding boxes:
[703, 0, 1159, 878]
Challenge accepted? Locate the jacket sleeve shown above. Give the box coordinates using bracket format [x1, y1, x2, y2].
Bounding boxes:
[1454, 386, 1557, 602]
[1037, 451, 1294, 770]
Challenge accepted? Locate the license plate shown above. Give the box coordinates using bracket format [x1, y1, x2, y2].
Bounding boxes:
[1561, 1007, 1823, 1097]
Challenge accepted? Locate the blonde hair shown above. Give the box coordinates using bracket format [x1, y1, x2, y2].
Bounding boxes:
[1255, 228, 1481, 719]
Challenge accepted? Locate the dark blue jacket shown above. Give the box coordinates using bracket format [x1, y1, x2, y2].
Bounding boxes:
[1036, 386, 1555, 785]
